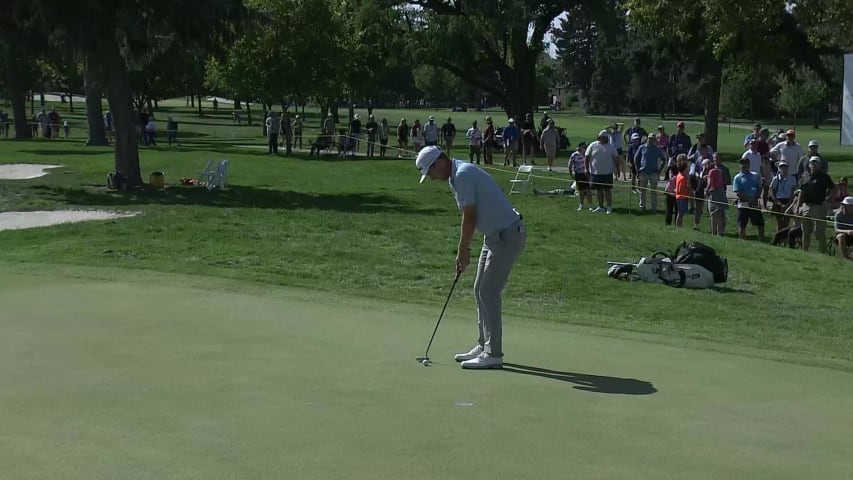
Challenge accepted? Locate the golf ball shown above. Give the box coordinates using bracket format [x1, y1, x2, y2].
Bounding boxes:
[422, 359, 430, 366]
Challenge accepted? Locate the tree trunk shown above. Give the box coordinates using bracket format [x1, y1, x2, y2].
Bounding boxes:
[30, 91, 35, 115]
[5, 59, 32, 139]
[83, 58, 108, 146]
[502, 60, 536, 123]
[246, 102, 252, 126]
[68, 92, 74, 113]
[235, 99, 242, 110]
[702, 62, 722, 151]
[154, 99, 159, 109]
[101, 44, 142, 187]
[190, 95, 195, 107]
[197, 94, 202, 117]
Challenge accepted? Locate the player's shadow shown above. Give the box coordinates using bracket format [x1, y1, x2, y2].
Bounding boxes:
[502, 363, 657, 395]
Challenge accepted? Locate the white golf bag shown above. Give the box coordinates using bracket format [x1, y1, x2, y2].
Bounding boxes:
[635, 256, 715, 289]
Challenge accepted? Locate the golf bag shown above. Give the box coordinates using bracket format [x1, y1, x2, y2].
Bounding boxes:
[670, 242, 728, 284]
[607, 242, 727, 289]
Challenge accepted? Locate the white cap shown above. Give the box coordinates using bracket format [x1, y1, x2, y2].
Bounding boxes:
[508, 118, 515, 123]
[843, 196, 853, 206]
[428, 115, 435, 121]
[808, 156, 821, 164]
[631, 133, 641, 140]
[416, 146, 443, 183]
[598, 129, 609, 138]
[808, 140, 818, 147]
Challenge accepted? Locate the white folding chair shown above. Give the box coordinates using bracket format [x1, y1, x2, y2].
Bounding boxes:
[509, 165, 533, 194]
[207, 159, 229, 191]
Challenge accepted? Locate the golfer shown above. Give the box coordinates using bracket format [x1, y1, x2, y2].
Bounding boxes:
[416, 146, 526, 369]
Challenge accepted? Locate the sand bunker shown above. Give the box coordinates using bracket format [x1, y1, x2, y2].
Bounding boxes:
[0, 164, 63, 180]
[0, 210, 139, 232]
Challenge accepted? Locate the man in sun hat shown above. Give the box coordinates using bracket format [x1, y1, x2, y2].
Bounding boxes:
[416, 146, 526, 369]
[770, 129, 804, 181]
[834, 196, 853, 259]
[798, 157, 835, 253]
[585, 129, 622, 214]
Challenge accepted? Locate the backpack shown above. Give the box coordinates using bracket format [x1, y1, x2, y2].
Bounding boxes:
[107, 171, 127, 191]
[671, 242, 728, 284]
[634, 255, 716, 289]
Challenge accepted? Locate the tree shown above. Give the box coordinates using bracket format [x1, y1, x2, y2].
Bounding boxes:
[399, 0, 609, 121]
[553, 5, 598, 105]
[0, 0, 41, 139]
[31, 0, 244, 187]
[775, 67, 830, 128]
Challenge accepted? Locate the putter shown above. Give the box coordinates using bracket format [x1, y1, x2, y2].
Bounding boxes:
[416, 270, 462, 365]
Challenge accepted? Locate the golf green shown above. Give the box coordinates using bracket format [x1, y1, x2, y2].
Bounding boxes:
[1, 266, 851, 479]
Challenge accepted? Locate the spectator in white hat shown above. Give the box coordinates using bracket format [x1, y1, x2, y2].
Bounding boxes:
[424, 115, 440, 147]
[503, 118, 519, 167]
[769, 161, 797, 231]
[797, 139, 827, 177]
[834, 196, 853, 259]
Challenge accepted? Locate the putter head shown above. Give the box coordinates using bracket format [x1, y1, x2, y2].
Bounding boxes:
[416, 356, 431, 366]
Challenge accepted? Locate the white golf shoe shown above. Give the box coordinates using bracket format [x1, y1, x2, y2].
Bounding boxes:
[460, 352, 503, 369]
[454, 345, 483, 362]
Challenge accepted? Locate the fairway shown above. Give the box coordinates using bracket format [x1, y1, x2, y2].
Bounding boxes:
[1, 265, 851, 479]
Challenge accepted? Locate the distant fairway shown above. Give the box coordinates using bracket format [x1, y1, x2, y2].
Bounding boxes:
[2, 265, 852, 479]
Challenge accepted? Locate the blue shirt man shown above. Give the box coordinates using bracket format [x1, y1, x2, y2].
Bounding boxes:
[732, 157, 765, 241]
[416, 146, 526, 369]
[636, 141, 666, 175]
[502, 121, 518, 146]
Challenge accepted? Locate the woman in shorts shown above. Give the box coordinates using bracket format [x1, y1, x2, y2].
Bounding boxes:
[569, 142, 591, 211]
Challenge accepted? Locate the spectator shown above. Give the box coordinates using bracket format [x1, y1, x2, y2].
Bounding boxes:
[742, 138, 765, 208]
[145, 116, 157, 146]
[503, 118, 519, 167]
[798, 140, 828, 177]
[656, 125, 669, 151]
[635, 134, 666, 213]
[539, 112, 550, 133]
[540, 119, 559, 171]
[349, 113, 362, 153]
[323, 113, 336, 137]
[37, 110, 49, 139]
[705, 158, 727, 236]
[293, 115, 303, 149]
[769, 161, 797, 231]
[466, 120, 483, 164]
[674, 158, 691, 228]
[743, 123, 762, 147]
[62, 120, 70, 139]
[411, 119, 424, 153]
[520, 113, 537, 165]
[834, 196, 853, 260]
[798, 157, 835, 253]
[689, 133, 714, 227]
[365, 115, 378, 158]
[623, 117, 648, 145]
[0, 109, 9, 138]
[610, 123, 627, 182]
[570, 142, 591, 211]
[482, 116, 495, 165]
[733, 157, 765, 242]
[666, 121, 691, 179]
[832, 177, 849, 209]
[397, 118, 409, 158]
[424, 115, 440, 147]
[48, 108, 61, 139]
[281, 113, 293, 155]
[664, 164, 679, 226]
[626, 133, 642, 192]
[771, 129, 804, 181]
[378, 118, 389, 158]
[713, 153, 732, 188]
[266, 112, 280, 155]
[441, 117, 456, 153]
[584, 129, 621, 214]
[232, 111, 242, 125]
[167, 116, 179, 147]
